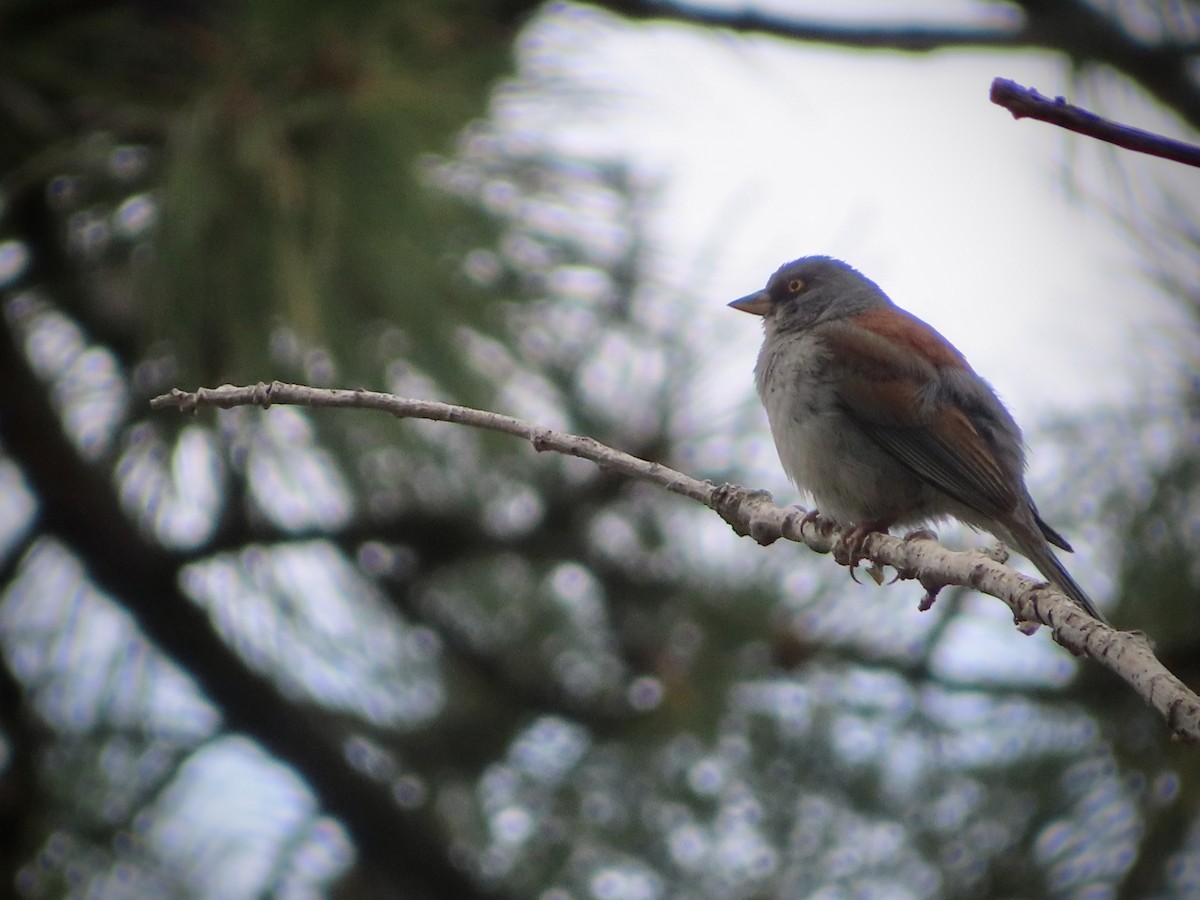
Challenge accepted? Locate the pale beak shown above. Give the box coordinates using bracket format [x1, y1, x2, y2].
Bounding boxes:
[728, 290, 770, 316]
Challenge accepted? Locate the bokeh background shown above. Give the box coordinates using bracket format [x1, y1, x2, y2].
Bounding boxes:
[1, 1, 1199, 897]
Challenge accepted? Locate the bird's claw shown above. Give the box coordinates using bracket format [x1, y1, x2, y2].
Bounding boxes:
[834, 523, 886, 576]
[794, 507, 835, 538]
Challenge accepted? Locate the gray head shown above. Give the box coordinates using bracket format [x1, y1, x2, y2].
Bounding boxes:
[729, 256, 892, 333]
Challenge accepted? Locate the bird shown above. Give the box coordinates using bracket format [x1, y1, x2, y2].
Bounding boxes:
[729, 255, 1107, 624]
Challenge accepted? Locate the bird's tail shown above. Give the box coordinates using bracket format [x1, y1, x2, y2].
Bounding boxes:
[1022, 540, 1108, 625]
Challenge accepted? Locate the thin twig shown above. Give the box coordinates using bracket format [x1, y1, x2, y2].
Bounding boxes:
[152, 382, 1200, 744]
[991, 77, 1200, 168]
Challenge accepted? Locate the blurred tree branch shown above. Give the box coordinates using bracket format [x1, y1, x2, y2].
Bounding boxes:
[0, 633, 41, 892]
[153, 382, 1200, 745]
[591, 0, 1200, 132]
[0, 317, 496, 900]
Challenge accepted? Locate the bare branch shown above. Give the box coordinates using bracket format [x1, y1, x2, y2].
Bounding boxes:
[153, 382, 1200, 745]
[991, 78, 1200, 168]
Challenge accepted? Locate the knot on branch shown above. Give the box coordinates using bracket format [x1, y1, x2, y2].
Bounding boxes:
[252, 381, 278, 409]
[711, 484, 782, 545]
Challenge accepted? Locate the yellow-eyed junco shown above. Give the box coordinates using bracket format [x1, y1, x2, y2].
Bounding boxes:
[730, 255, 1106, 623]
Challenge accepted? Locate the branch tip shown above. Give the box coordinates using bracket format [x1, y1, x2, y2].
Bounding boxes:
[990, 76, 1200, 167]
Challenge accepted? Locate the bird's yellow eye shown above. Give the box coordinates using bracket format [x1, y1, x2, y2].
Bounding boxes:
[787, 278, 804, 294]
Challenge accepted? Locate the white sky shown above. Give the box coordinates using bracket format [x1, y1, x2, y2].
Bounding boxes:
[512, 1, 1192, 427]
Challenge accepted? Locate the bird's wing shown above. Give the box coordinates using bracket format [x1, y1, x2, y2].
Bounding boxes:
[820, 313, 1019, 521]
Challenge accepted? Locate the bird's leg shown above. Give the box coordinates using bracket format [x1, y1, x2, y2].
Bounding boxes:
[834, 519, 893, 580]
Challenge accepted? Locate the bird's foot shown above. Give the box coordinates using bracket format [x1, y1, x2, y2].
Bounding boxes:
[792, 506, 836, 538]
[834, 521, 891, 581]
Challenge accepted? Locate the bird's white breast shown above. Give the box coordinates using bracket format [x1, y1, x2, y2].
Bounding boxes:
[753, 326, 922, 524]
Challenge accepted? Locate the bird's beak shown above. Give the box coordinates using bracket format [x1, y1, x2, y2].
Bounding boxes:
[728, 290, 770, 316]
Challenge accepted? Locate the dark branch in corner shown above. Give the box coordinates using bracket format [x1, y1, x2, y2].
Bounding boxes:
[587, 0, 1200, 132]
[991, 78, 1200, 168]
[595, 0, 1022, 51]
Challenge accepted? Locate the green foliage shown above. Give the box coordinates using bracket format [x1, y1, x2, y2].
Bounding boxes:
[1, 0, 526, 388]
